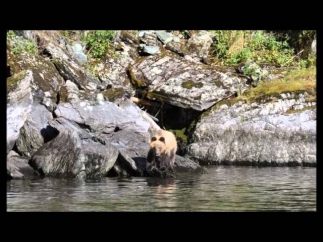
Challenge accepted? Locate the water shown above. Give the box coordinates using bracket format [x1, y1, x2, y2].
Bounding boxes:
[7, 166, 316, 212]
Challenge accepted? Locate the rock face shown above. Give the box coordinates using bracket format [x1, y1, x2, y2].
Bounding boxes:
[7, 70, 59, 155]
[7, 151, 39, 180]
[187, 93, 316, 166]
[129, 54, 248, 111]
[29, 117, 119, 179]
[7, 30, 316, 180]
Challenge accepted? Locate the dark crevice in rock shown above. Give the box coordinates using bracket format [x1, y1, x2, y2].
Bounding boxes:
[143, 101, 202, 156]
[39, 48, 53, 59]
[56, 91, 60, 105]
[7, 65, 11, 78]
[40, 125, 59, 143]
[75, 122, 92, 131]
[106, 166, 119, 177]
[114, 126, 121, 132]
[12, 142, 23, 157]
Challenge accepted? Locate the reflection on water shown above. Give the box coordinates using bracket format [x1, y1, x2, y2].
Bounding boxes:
[7, 166, 316, 212]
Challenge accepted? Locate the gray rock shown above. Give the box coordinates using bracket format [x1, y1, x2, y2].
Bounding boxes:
[7, 54, 64, 106]
[156, 31, 173, 45]
[239, 59, 269, 87]
[186, 30, 213, 60]
[187, 97, 316, 166]
[54, 99, 153, 134]
[13, 30, 35, 41]
[93, 41, 136, 96]
[138, 44, 160, 55]
[129, 54, 248, 111]
[7, 70, 58, 155]
[70, 42, 87, 65]
[15, 103, 57, 157]
[139, 31, 158, 46]
[311, 39, 316, 56]
[166, 40, 187, 56]
[29, 118, 119, 179]
[7, 150, 38, 180]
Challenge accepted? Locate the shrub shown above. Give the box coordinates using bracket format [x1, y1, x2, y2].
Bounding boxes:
[82, 30, 116, 58]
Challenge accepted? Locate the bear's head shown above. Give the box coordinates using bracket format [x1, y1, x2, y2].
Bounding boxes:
[150, 136, 166, 157]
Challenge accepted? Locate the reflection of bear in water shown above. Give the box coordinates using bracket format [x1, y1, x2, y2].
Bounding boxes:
[147, 129, 177, 172]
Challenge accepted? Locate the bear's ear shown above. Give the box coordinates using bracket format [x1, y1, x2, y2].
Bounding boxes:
[159, 137, 165, 143]
[151, 137, 157, 142]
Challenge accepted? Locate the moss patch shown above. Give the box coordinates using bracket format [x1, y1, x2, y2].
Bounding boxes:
[7, 70, 28, 94]
[243, 67, 316, 103]
[181, 80, 204, 89]
[103, 88, 124, 102]
[284, 105, 316, 115]
[127, 66, 149, 88]
[214, 80, 225, 88]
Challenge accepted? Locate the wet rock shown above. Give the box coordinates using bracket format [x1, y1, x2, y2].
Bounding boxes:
[7, 150, 39, 180]
[30, 117, 119, 179]
[187, 97, 316, 166]
[130, 54, 248, 111]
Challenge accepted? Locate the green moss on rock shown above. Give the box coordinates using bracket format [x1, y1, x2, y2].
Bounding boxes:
[7, 70, 28, 94]
[103, 88, 125, 102]
[181, 80, 204, 89]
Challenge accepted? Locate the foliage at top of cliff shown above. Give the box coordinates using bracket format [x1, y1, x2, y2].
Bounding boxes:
[209, 30, 316, 68]
[81, 30, 116, 58]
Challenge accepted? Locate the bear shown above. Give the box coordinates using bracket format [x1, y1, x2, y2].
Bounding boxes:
[147, 129, 177, 172]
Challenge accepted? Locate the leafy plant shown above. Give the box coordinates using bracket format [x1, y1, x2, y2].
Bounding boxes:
[210, 30, 296, 67]
[82, 30, 116, 58]
[7, 30, 37, 55]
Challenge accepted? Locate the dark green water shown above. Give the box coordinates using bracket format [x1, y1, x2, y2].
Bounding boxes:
[6, 166, 316, 212]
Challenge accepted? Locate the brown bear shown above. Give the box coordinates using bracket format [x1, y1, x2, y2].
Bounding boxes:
[147, 129, 177, 172]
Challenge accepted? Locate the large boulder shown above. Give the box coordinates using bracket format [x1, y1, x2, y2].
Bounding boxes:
[7, 150, 39, 180]
[186, 30, 213, 61]
[29, 117, 119, 179]
[7, 70, 59, 155]
[129, 54, 248, 111]
[187, 93, 316, 166]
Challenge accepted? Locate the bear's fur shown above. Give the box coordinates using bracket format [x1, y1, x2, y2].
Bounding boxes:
[147, 129, 177, 171]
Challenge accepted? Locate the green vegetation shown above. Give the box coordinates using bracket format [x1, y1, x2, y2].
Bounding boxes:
[81, 30, 116, 58]
[103, 88, 125, 102]
[181, 80, 204, 89]
[242, 67, 316, 102]
[219, 67, 316, 107]
[209, 30, 316, 68]
[7, 30, 37, 55]
[169, 128, 188, 144]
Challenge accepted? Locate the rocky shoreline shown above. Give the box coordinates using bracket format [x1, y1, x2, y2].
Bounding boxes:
[7, 30, 316, 180]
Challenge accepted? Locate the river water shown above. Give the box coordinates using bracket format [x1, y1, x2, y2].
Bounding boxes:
[7, 166, 316, 212]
